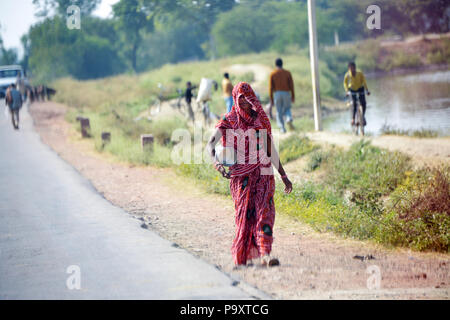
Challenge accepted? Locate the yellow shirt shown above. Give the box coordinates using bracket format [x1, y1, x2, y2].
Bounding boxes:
[343, 70, 368, 92]
[222, 78, 233, 97]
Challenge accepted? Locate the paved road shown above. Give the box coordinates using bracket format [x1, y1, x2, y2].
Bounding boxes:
[0, 103, 262, 299]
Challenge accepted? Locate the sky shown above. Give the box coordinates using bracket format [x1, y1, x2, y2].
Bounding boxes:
[0, 0, 119, 58]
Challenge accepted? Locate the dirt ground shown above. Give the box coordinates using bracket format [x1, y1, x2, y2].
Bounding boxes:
[29, 101, 449, 300]
[227, 64, 272, 95]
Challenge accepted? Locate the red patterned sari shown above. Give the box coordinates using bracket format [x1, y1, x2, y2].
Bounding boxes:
[215, 82, 276, 265]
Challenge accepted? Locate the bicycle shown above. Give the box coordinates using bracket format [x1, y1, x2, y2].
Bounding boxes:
[347, 92, 366, 136]
[149, 83, 165, 116]
[198, 100, 212, 127]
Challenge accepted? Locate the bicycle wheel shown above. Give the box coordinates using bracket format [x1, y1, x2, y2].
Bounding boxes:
[358, 105, 364, 136]
[353, 106, 359, 136]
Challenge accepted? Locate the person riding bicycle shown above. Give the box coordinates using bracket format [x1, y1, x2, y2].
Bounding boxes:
[343, 62, 370, 126]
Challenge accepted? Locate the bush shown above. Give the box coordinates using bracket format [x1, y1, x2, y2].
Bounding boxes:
[305, 149, 331, 172]
[375, 167, 449, 252]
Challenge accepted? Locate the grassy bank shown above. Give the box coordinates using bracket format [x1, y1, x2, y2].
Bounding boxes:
[175, 138, 449, 252]
[53, 50, 340, 118]
[324, 36, 450, 76]
[52, 45, 449, 253]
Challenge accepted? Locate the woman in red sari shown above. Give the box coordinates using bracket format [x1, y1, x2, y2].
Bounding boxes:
[207, 82, 292, 267]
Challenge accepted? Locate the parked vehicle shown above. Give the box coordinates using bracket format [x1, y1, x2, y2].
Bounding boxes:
[0, 65, 25, 99]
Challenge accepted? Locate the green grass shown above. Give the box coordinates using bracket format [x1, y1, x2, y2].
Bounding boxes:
[380, 124, 439, 138]
[275, 142, 448, 251]
[279, 134, 318, 163]
[325, 140, 411, 197]
[176, 163, 230, 195]
[67, 108, 178, 166]
[380, 51, 423, 71]
[291, 116, 315, 132]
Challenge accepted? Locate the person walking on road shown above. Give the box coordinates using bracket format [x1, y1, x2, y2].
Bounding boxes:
[207, 82, 293, 267]
[16, 71, 27, 102]
[5, 84, 23, 130]
[222, 73, 234, 113]
[184, 81, 196, 122]
[269, 58, 295, 133]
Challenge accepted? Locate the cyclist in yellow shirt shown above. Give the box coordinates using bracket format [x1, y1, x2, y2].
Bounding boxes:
[343, 62, 370, 126]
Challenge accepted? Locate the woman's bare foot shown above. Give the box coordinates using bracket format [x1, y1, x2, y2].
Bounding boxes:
[261, 255, 280, 267]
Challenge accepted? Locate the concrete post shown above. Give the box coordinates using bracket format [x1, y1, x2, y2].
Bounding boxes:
[307, 0, 322, 131]
[78, 117, 91, 138]
[101, 132, 111, 147]
[141, 134, 154, 152]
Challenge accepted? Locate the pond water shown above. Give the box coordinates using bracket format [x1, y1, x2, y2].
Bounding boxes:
[324, 69, 450, 136]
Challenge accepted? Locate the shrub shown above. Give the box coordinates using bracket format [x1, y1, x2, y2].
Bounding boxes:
[305, 149, 331, 172]
[387, 167, 450, 251]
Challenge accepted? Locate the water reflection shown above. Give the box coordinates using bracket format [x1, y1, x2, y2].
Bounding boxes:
[325, 69, 450, 135]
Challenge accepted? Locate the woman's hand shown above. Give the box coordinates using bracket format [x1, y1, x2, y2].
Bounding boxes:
[282, 176, 293, 194]
[216, 163, 231, 179]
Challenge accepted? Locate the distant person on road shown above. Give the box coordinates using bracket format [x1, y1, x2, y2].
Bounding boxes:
[222, 73, 234, 113]
[269, 58, 295, 133]
[5, 84, 23, 130]
[16, 71, 26, 102]
[207, 82, 292, 267]
[343, 62, 370, 126]
[184, 81, 195, 122]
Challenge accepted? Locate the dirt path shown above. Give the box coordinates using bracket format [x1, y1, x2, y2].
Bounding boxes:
[136, 63, 273, 127]
[29, 101, 449, 299]
[227, 64, 271, 95]
[304, 131, 450, 167]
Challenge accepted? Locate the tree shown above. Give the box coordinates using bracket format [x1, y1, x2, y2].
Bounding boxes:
[0, 27, 18, 65]
[113, 0, 164, 72]
[32, 0, 101, 17]
[212, 1, 342, 55]
[170, 0, 236, 59]
[20, 35, 31, 71]
[138, 20, 207, 71]
[0, 42, 18, 65]
[391, 0, 450, 34]
[212, 5, 275, 56]
[27, 16, 124, 82]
